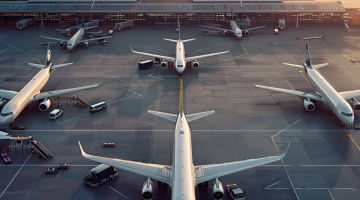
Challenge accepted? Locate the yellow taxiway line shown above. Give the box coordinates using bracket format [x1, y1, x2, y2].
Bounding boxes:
[239, 40, 248, 55]
[179, 77, 182, 112]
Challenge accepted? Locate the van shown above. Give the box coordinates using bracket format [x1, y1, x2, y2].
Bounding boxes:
[49, 109, 63, 119]
[89, 102, 107, 113]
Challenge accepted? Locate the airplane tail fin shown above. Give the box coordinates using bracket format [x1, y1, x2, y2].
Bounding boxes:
[178, 15, 180, 40]
[45, 44, 51, 66]
[305, 43, 312, 68]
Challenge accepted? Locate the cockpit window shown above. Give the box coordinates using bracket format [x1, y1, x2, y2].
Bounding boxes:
[341, 112, 353, 117]
[0, 112, 13, 117]
[67, 44, 71, 46]
[177, 65, 183, 68]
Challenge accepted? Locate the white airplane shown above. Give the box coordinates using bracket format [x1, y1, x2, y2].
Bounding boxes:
[0, 47, 98, 126]
[79, 78, 290, 200]
[41, 25, 111, 51]
[203, 14, 265, 39]
[255, 43, 360, 126]
[130, 19, 229, 75]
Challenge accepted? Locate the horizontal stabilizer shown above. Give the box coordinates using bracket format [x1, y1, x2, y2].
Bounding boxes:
[312, 63, 328, 70]
[52, 62, 73, 69]
[186, 110, 215, 122]
[148, 110, 177, 122]
[163, 38, 178, 42]
[28, 63, 45, 69]
[182, 38, 196, 43]
[283, 63, 304, 69]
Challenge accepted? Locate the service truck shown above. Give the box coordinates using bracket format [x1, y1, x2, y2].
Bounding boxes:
[226, 184, 246, 200]
[84, 164, 118, 187]
[138, 60, 154, 70]
[114, 20, 134, 31]
[278, 19, 285, 30]
[16, 19, 34, 31]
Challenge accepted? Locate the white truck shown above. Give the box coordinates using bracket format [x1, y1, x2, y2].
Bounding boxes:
[16, 19, 34, 31]
[114, 20, 134, 31]
[278, 19, 285, 30]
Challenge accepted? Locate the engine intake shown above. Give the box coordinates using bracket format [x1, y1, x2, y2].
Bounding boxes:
[351, 98, 360, 110]
[39, 98, 51, 111]
[141, 178, 154, 200]
[160, 61, 167, 67]
[59, 42, 65, 47]
[304, 98, 315, 111]
[212, 178, 224, 200]
[83, 42, 89, 47]
[223, 31, 228, 36]
[193, 61, 199, 68]
[245, 31, 249, 36]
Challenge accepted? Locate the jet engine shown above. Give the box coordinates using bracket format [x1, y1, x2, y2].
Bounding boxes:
[245, 31, 249, 36]
[141, 178, 154, 200]
[160, 61, 167, 67]
[39, 98, 51, 111]
[212, 178, 224, 200]
[193, 61, 199, 68]
[223, 31, 228, 36]
[304, 98, 315, 111]
[59, 42, 65, 47]
[351, 98, 360, 110]
[0, 98, 6, 110]
[83, 42, 89, 48]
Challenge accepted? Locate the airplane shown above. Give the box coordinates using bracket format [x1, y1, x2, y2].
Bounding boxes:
[130, 17, 230, 76]
[203, 12, 265, 40]
[41, 23, 111, 51]
[255, 43, 360, 126]
[0, 46, 98, 126]
[79, 78, 290, 200]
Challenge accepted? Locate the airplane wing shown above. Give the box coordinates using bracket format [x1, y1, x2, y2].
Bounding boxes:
[130, 46, 176, 62]
[195, 142, 291, 185]
[0, 89, 18, 100]
[78, 142, 172, 185]
[185, 50, 229, 62]
[31, 84, 98, 102]
[79, 36, 112, 43]
[41, 35, 68, 43]
[244, 25, 266, 31]
[255, 84, 323, 102]
[203, 26, 232, 32]
[339, 90, 360, 100]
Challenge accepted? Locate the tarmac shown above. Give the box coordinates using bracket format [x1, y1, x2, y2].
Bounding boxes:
[0, 22, 360, 200]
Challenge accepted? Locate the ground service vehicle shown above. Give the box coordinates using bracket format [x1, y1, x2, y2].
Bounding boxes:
[1, 153, 11, 164]
[49, 109, 63, 119]
[16, 19, 33, 30]
[89, 102, 107, 113]
[58, 163, 70, 169]
[46, 168, 59, 174]
[103, 143, 115, 147]
[12, 125, 25, 130]
[114, 20, 134, 31]
[84, 164, 118, 187]
[138, 60, 154, 70]
[226, 184, 246, 200]
[351, 59, 356, 63]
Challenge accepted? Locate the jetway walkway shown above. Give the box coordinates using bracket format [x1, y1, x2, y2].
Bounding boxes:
[30, 141, 53, 160]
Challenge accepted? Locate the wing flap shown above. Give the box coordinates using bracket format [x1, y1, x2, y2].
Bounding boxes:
[148, 110, 177, 122]
[244, 25, 266, 31]
[79, 142, 171, 185]
[0, 89, 18, 100]
[185, 50, 229, 62]
[31, 84, 97, 102]
[195, 142, 290, 185]
[130, 46, 176, 62]
[186, 110, 214, 122]
[203, 26, 232, 32]
[255, 84, 323, 102]
[339, 90, 360, 100]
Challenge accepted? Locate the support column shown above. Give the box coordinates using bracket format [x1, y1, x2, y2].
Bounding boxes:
[41, 13, 44, 28]
[59, 14, 61, 25]
[198, 13, 200, 24]
[296, 13, 299, 27]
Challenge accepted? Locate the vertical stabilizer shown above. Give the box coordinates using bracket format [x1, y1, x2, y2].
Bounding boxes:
[178, 15, 180, 40]
[45, 45, 51, 67]
[305, 43, 312, 68]
[179, 78, 183, 112]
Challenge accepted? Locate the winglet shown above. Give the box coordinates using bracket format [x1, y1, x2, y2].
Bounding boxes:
[78, 141, 89, 158]
[284, 141, 291, 156]
[129, 45, 134, 52]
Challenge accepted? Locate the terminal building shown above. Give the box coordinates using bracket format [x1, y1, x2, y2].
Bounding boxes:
[0, 0, 359, 26]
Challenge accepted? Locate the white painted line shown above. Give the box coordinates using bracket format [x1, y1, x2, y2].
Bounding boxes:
[286, 80, 295, 90]
[253, 50, 270, 58]
[301, 165, 360, 167]
[295, 188, 302, 189]
[57, 113, 89, 124]
[306, 188, 357, 191]
[1, 36, 42, 64]
[0, 47, 10, 54]
[0, 165, 98, 167]
[55, 170, 60, 179]
[109, 186, 131, 200]
[49, 185, 52, 189]
[194, 42, 227, 52]
[0, 154, 31, 198]
[328, 188, 335, 200]
[110, 94, 137, 104]
[264, 188, 290, 190]
[113, 76, 137, 86]
[9, 129, 303, 132]
[264, 181, 280, 189]
[133, 91, 142, 96]
[148, 73, 164, 80]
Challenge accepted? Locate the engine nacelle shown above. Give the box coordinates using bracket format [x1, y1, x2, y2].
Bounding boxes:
[223, 31, 228, 36]
[351, 98, 360, 110]
[245, 31, 249, 36]
[304, 98, 315, 111]
[39, 98, 51, 111]
[83, 42, 89, 48]
[212, 179, 224, 200]
[193, 61, 199, 68]
[59, 42, 65, 47]
[160, 61, 167, 67]
[141, 178, 154, 200]
[0, 98, 6, 110]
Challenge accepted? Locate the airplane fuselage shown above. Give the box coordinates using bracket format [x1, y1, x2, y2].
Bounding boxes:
[229, 20, 243, 39]
[305, 67, 354, 125]
[67, 28, 84, 50]
[0, 68, 50, 124]
[171, 112, 196, 200]
[175, 40, 186, 74]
